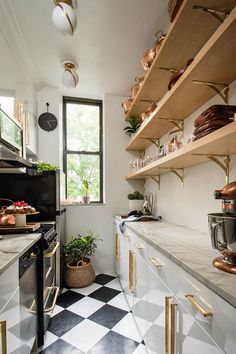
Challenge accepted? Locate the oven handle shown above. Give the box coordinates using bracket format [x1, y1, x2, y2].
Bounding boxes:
[45, 242, 60, 258]
[44, 286, 60, 313]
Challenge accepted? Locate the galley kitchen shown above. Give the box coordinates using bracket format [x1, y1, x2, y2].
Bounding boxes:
[0, 1, 236, 354]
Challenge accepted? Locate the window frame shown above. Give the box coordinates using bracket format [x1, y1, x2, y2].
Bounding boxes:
[63, 96, 103, 203]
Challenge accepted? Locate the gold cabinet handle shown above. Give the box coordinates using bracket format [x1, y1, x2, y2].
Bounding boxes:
[185, 294, 213, 318]
[115, 233, 119, 261]
[44, 286, 60, 312]
[149, 256, 163, 268]
[124, 232, 131, 238]
[170, 303, 177, 354]
[45, 242, 60, 258]
[0, 320, 7, 354]
[135, 241, 145, 250]
[129, 250, 135, 293]
[165, 296, 172, 354]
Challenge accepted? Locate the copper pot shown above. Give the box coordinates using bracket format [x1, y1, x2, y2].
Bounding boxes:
[130, 76, 145, 99]
[168, 58, 194, 90]
[140, 102, 157, 122]
[0, 198, 15, 225]
[122, 98, 133, 115]
[154, 31, 166, 54]
[141, 48, 156, 72]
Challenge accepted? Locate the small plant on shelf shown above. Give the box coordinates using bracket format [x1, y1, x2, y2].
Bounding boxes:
[35, 161, 59, 173]
[127, 191, 144, 212]
[124, 116, 141, 136]
[81, 179, 91, 204]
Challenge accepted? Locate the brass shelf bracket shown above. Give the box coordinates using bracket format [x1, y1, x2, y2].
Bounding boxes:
[193, 154, 230, 184]
[140, 99, 159, 103]
[151, 176, 160, 190]
[141, 137, 160, 149]
[159, 67, 177, 74]
[193, 5, 229, 23]
[160, 168, 184, 187]
[159, 118, 184, 133]
[193, 80, 229, 104]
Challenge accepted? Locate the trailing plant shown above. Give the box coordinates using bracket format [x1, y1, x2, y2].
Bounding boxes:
[63, 230, 102, 265]
[123, 116, 141, 136]
[127, 190, 144, 200]
[35, 161, 58, 172]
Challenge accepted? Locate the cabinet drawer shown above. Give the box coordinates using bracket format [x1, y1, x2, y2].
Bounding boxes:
[0, 261, 18, 312]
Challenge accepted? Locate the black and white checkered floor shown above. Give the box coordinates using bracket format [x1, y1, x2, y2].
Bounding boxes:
[41, 274, 147, 353]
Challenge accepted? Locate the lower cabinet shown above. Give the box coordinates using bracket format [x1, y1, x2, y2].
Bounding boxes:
[114, 221, 228, 354]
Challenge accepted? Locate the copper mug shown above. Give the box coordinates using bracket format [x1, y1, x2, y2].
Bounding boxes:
[140, 102, 157, 122]
[130, 76, 145, 99]
[122, 98, 133, 115]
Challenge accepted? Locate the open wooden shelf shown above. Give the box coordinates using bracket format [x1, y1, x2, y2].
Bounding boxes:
[126, 6, 236, 151]
[126, 122, 236, 180]
[125, 0, 236, 122]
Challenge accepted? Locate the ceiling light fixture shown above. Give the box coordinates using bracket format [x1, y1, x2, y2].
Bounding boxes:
[52, 0, 77, 36]
[61, 59, 79, 88]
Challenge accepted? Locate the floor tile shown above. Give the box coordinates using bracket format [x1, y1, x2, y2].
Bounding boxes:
[56, 290, 84, 308]
[94, 274, 116, 285]
[105, 278, 122, 291]
[61, 319, 109, 352]
[112, 312, 142, 343]
[41, 338, 84, 353]
[42, 331, 58, 350]
[88, 286, 120, 303]
[107, 292, 130, 311]
[51, 304, 64, 317]
[87, 330, 139, 354]
[67, 297, 105, 318]
[48, 310, 84, 337]
[71, 282, 102, 296]
[88, 304, 128, 329]
[133, 343, 148, 354]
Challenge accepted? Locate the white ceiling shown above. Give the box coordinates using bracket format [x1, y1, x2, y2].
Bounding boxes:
[10, 0, 169, 99]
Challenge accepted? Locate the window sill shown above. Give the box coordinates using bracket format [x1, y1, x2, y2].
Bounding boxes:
[62, 202, 105, 207]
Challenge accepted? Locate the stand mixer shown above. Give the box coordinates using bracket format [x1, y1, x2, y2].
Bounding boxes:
[208, 181, 236, 274]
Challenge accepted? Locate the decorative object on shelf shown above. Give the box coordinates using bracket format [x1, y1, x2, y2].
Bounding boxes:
[52, 0, 77, 36]
[123, 116, 141, 136]
[140, 102, 157, 122]
[63, 231, 102, 287]
[38, 102, 58, 131]
[143, 193, 154, 215]
[141, 31, 166, 72]
[165, 135, 182, 154]
[81, 179, 90, 204]
[168, 0, 183, 22]
[193, 105, 236, 141]
[34, 161, 59, 173]
[168, 58, 194, 90]
[61, 59, 79, 88]
[4, 200, 38, 227]
[127, 191, 144, 211]
[130, 76, 145, 99]
[122, 98, 133, 115]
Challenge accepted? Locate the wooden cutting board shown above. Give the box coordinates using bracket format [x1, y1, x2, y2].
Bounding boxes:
[0, 223, 41, 234]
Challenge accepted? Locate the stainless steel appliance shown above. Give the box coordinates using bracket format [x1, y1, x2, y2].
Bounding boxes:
[208, 181, 236, 274]
[19, 242, 40, 353]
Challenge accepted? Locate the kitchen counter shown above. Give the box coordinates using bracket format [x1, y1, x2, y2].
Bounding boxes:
[0, 233, 41, 275]
[115, 216, 236, 308]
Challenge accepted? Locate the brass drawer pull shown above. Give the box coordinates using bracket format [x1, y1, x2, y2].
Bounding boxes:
[45, 242, 59, 258]
[165, 296, 172, 354]
[171, 303, 177, 354]
[0, 320, 7, 354]
[185, 294, 213, 318]
[115, 233, 119, 261]
[129, 250, 135, 293]
[44, 286, 60, 312]
[124, 232, 131, 238]
[149, 256, 163, 267]
[135, 241, 145, 250]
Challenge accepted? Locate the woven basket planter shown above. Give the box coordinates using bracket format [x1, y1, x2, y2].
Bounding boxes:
[65, 258, 95, 288]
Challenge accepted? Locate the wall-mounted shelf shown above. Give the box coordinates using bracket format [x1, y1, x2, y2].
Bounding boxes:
[124, 0, 236, 122]
[126, 122, 236, 180]
[126, 6, 236, 151]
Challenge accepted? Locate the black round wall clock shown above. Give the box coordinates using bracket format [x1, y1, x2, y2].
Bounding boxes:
[38, 103, 58, 132]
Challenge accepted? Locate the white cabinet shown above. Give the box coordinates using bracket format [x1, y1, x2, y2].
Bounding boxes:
[114, 219, 233, 354]
[25, 112, 38, 159]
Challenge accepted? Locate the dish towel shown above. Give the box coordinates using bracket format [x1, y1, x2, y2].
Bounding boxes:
[119, 215, 162, 234]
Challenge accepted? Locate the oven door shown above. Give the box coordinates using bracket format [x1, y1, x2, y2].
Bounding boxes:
[43, 239, 60, 331]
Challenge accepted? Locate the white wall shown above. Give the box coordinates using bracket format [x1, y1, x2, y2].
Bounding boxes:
[144, 81, 236, 233]
[66, 94, 143, 274]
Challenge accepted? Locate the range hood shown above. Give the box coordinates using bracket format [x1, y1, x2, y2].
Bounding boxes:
[0, 144, 33, 168]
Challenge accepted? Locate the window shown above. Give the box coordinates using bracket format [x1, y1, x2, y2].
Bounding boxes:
[63, 97, 103, 203]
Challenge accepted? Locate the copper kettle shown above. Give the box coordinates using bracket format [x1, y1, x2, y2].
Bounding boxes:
[215, 181, 236, 214]
[0, 198, 15, 225]
[141, 31, 166, 72]
[130, 76, 145, 99]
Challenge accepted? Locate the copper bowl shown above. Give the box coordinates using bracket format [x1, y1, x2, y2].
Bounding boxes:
[141, 48, 156, 72]
[140, 102, 157, 122]
[122, 98, 133, 115]
[130, 76, 145, 99]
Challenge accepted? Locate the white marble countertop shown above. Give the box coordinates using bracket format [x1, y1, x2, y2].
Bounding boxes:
[116, 216, 236, 308]
[0, 233, 41, 275]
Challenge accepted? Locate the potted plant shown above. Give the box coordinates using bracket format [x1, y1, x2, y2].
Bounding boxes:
[123, 116, 141, 136]
[63, 231, 101, 288]
[81, 179, 90, 204]
[127, 190, 144, 211]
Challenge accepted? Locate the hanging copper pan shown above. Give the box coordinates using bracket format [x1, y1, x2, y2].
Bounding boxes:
[130, 76, 145, 99]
